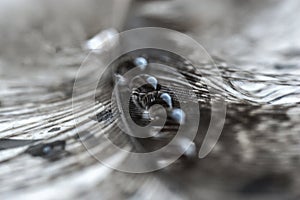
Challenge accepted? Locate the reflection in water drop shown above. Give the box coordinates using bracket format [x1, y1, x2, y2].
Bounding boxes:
[146, 76, 158, 90]
[160, 93, 173, 108]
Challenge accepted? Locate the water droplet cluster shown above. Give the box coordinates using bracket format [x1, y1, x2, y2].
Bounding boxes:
[111, 49, 197, 159]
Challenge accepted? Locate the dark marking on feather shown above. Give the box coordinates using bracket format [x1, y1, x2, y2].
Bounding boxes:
[25, 140, 68, 161]
[48, 127, 61, 132]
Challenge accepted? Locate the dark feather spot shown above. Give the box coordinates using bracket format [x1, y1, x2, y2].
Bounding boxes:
[25, 140, 67, 161]
[48, 127, 61, 132]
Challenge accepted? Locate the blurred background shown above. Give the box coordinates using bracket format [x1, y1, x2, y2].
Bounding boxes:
[1, 0, 300, 199]
[1, 0, 300, 67]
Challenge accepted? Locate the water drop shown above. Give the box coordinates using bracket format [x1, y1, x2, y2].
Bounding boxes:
[160, 93, 173, 108]
[134, 57, 148, 70]
[146, 76, 158, 90]
[170, 108, 186, 124]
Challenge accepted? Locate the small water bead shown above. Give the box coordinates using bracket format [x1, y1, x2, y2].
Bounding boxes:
[129, 75, 160, 93]
[176, 137, 197, 158]
[134, 57, 148, 70]
[170, 108, 186, 124]
[146, 76, 158, 90]
[160, 93, 173, 108]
